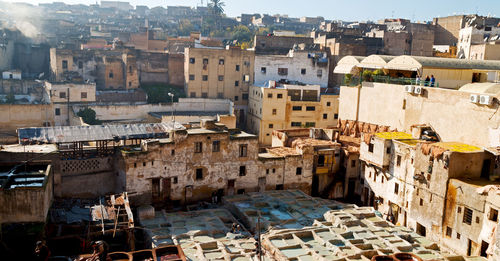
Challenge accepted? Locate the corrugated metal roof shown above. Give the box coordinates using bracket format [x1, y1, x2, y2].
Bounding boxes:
[387, 55, 500, 71]
[18, 122, 185, 144]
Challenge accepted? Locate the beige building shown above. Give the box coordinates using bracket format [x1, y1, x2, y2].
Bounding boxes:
[50, 48, 139, 90]
[119, 120, 322, 206]
[356, 126, 500, 259]
[247, 82, 339, 146]
[184, 46, 254, 124]
[48, 83, 96, 126]
[470, 42, 500, 60]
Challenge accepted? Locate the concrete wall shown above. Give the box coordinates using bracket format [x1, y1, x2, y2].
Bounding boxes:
[0, 104, 54, 141]
[0, 165, 53, 223]
[339, 82, 500, 148]
[168, 53, 184, 86]
[76, 98, 233, 122]
[254, 51, 329, 87]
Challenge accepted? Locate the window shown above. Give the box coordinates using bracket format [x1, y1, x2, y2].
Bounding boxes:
[189, 58, 195, 64]
[109, 71, 113, 78]
[317, 69, 323, 77]
[446, 227, 452, 237]
[128, 82, 132, 87]
[202, 75, 208, 81]
[172, 177, 178, 184]
[189, 74, 195, 80]
[306, 106, 315, 111]
[78, 61, 83, 69]
[134, 163, 137, 168]
[386, 146, 391, 154]
[196, 168, 203, 180]
[305, 122, 316, 127]
[237, 189, 245, 194]
[267, 93, 272, 98]
[273, 168, 276, 173]
[327, 102, 331, 106]
[244, 74, 250, 82]
[351, 160, 356, 168]
[269, 124, 273, 128]
[419, 198, 423, 206]
[190, 92, 196, 98]
[235, 81, 239, 87]
[81, 92, 87, 99]
[476, 216, 480, 223]
[261, 67, 267, 73]
[218, 75, 224, 81]
[318, 155, 325, 166]
[202, 92, 208, 98]
[277, 94, 283, 99]
[195, 142, 202, 153]
[296, 167, 302, 175]
[291, 122, 301, 127]
[242, 93, 249, 100]
[62, 60, 68, 69]
[456, 233, 461, 239]
[394, 183, 399, 194]
[239, 144, 248, 157]
[334, 114, 339, 119]
[171, 149, 175, 155]
[276, 184, 284, 190]
[272, 109, 277, 115]
[217, 92, 223, 98]
[266, 169, 269, 174]
[235, 65, 240, 71]
[212, 140, 220, 152]
[129, 66, 132, 73]
[59, 92, 66, 99]
[301, 68, 306, 75]
[368, 143, 374, 153]
[152, 178, 160, 198]
[489, 208, 498, 222]
[55, 108, 60, 116]
[397, 155, 402, 166]
[463, 207, 473, 225]
[234, 96, 239, 101]
[202, 58, 208, 65]
[143, 162, 146, 167]
[219, 59, 225, 65]
[323, 114, 327, 119]
[292, 106, 302, 111]
[239, 166, 246, 176]
[278, 68, 288, 75]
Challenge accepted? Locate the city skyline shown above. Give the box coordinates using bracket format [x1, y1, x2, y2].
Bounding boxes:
[2, 0, 500, 22]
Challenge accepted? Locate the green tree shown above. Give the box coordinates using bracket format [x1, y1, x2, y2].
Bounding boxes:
[208, 0, 225, 16]
[178, 19, 195, 36]
[77, 108, 102, 125]
[231, 25, 252, 44]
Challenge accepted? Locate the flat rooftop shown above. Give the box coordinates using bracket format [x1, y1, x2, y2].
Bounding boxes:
[139, 190, 485, 261]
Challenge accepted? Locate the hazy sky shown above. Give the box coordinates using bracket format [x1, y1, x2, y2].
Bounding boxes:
[3, 0, 500, 21]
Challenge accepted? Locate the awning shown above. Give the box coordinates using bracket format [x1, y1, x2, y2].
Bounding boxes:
[333, 56, 365, 74]
[358, 55, 395, 69]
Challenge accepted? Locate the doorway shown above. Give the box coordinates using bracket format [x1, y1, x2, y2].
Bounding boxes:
[162, 178, 171, 201]
[347, 178, 356, 198]
[258, 177, 266, 192]
[416, 223, 426, 237]
[480, 240, 489, 257]
[481, 159, 491, 179]
[227, 179, 235, 196]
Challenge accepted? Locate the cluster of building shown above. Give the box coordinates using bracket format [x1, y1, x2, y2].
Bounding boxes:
[1, 1, 500, 260]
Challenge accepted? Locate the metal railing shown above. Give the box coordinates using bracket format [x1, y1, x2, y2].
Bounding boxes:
[342, 75, 439, 87]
